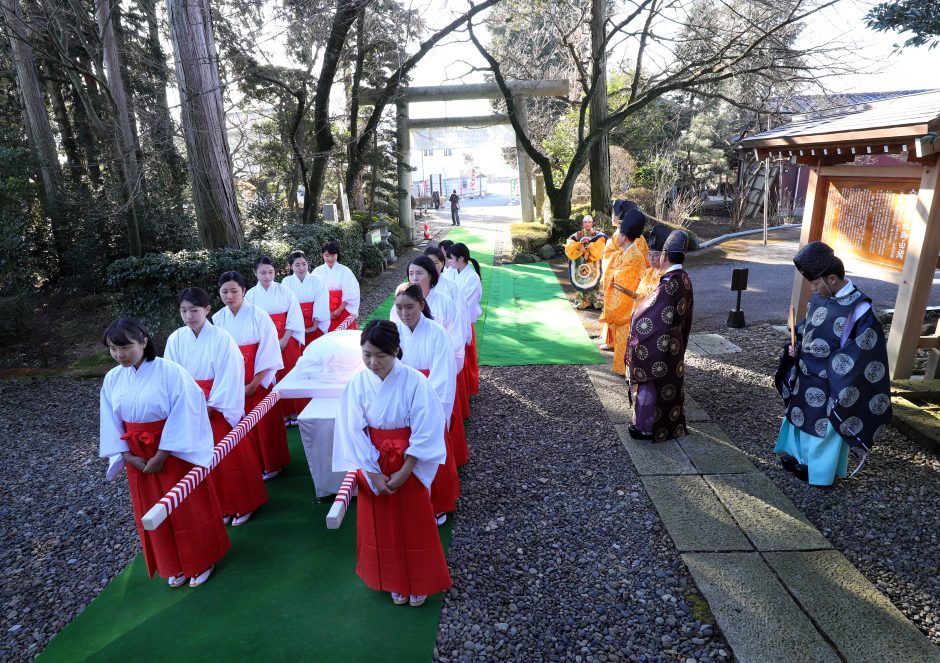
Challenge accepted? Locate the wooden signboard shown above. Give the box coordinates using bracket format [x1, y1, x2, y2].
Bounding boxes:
[820, 178, 919, 271]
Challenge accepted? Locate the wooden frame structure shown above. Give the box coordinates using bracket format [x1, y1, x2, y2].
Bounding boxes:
[362, 80, 569, 239]
[739, 90, 940, 379]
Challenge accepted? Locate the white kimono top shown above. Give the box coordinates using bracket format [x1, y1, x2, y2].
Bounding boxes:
[442, 266, 457, 281]
[212, 303, 283, 388]
[390, 287, 466, 372]
[434, 276, 472, 345]
[453, 264, 483, 324]
[395, 314, 456, 420]
[333, 360, 445, 492]
[99, 357, 215, 474]
[312, 262, 361, 316]
[245, 281, 305, 345]
[282, 273, 331, 335]
[164, 322, 246, 428]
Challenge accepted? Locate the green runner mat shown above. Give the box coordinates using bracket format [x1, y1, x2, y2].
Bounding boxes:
[364, 226, 498, 325]
[40, 429, 450, 662]
[367, 227, 601, 366]
[476, 260, 604, 366]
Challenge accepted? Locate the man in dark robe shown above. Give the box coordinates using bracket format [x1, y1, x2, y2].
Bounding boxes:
[774, 241, 892, 485]
[626, 230, 694, 442]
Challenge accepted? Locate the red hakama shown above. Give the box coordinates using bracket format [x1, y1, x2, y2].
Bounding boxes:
[194, 379, 268, 516]
[299, 301, 325, 347]
[416, 368, 460, 513]
[455, 368, 471, 420]
[356, 426, 451, 596]
[269, 310, 304, 418]
[464, 325, 480, 395]
[328, 290, 357, 332]
[239, 343, 291, 473]
[121, 420, 230, 578]
[449, 404, 469, 467]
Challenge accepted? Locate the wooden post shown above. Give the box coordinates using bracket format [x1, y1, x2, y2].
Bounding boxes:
[789, 159, 826, 319]
[395, 100, 415, 243]
[514, 97, 535, 222]
[763, 157, 770, 246]
[885, 161, 940, 379]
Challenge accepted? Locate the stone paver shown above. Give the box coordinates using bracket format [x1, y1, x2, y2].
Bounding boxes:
[704, 473, 831, 552]
[583, 363, 632, 423]
[615, 425, 697, 475]
[641, 476, 752, 552]
[682, 552, 841, 663]
[678, 423, 759, 474]
[765, 550, 940, 663]
[687, 333, 742, 356]
[684, 395, 711, 422]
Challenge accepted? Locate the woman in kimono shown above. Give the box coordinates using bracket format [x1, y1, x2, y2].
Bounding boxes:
[599, 208, 649, 376]
[213, 271, 290, 480]
[165, 287, 267, 527]
[392, 283, 460, 523]
[282, 250, 330, 345]
[438, 240, 457, 281]
[246, 255, 306, 425]
[100, 317, 229, 588]
[445, 243, 483, 396]
[312, 241, 360, 332]
[398, 255, 470, 465]
[333, 320, 451, 607]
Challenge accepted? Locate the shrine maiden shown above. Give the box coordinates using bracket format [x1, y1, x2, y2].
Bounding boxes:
[392, 283, 460, 521]
[100, 318, 229, 588]
[312, 241, 360, 332]
[281, 250, 330, 344]
[213, 271, 290, 480]
[398, 255, 471, 464]
[333, 320, 451, 607]
[438, 240, 457, 281]
[165, 287, 267, 526]
[445, 242, 483, 395]
[246, 255, 306, 424]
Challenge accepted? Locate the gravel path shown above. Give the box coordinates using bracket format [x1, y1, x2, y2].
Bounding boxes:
[684, 323, 940, 646]
[0, 377, 131, 662]
[437, 364, 730, 662]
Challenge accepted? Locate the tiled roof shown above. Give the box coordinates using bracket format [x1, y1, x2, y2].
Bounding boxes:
[772, 90, 933, 115]
[739, 90, 940, 147]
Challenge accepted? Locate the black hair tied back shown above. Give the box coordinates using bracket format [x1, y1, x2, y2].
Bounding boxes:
[102, 317, 157, 361]
[360, 319, 403, 359]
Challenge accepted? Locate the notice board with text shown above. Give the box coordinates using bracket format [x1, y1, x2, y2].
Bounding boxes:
[819, 178, 919, 272]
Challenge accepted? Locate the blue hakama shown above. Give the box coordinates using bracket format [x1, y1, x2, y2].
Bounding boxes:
[774, 420, 848, 486]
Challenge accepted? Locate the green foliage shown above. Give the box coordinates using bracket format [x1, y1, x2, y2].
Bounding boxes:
[548, 216, 581, 244]
[0, 296, 34, 339]
[509, 223, 552, 255]
[866, 0, 940, 50]
[360, 245, 386, 277]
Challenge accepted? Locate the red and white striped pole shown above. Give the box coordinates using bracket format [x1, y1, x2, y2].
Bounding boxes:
[336, 315, 358, 332]
[141, 391, 281, 531]
[326, 471, 358, 529]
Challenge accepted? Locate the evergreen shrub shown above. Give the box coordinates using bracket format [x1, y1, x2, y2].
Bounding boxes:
[509, 223, 552, 254]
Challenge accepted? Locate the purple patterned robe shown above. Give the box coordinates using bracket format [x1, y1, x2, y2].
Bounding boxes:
[626, 268, 694, 442]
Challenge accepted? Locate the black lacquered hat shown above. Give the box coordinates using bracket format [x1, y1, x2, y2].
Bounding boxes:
[793, 241, 836, 280]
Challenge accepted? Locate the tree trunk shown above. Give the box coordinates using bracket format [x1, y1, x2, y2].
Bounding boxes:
[588, 0, 610, 218]
[43, 67, 84, 187]
[344, 8, 365, 209]
[96, 0, 143, 257]
[2, 0, 72, 276]
[139, 0, 186, 194]
[308, 0, 369, 222]
[166, 0, 243, 247]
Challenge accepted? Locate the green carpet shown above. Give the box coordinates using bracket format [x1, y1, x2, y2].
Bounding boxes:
[476, 260, 604, 366]
[40, 429, 450, 662]
[368, 227, 601, 366]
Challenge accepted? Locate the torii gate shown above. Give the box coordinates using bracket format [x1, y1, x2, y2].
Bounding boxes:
[364, 80, 569, 240]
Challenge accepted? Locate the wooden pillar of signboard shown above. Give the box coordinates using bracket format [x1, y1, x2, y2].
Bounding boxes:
[789, 158, 825, 318]
[886, 160, 940, 379]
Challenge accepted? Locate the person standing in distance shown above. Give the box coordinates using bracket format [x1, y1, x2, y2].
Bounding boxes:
[448, 189, 460, 226]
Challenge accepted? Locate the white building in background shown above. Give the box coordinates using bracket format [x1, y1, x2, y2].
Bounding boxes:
[409, 124, 518, 199]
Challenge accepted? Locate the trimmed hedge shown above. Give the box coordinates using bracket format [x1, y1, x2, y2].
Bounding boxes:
[509, 223, 552, 255]
[107, 222, 365, 335]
